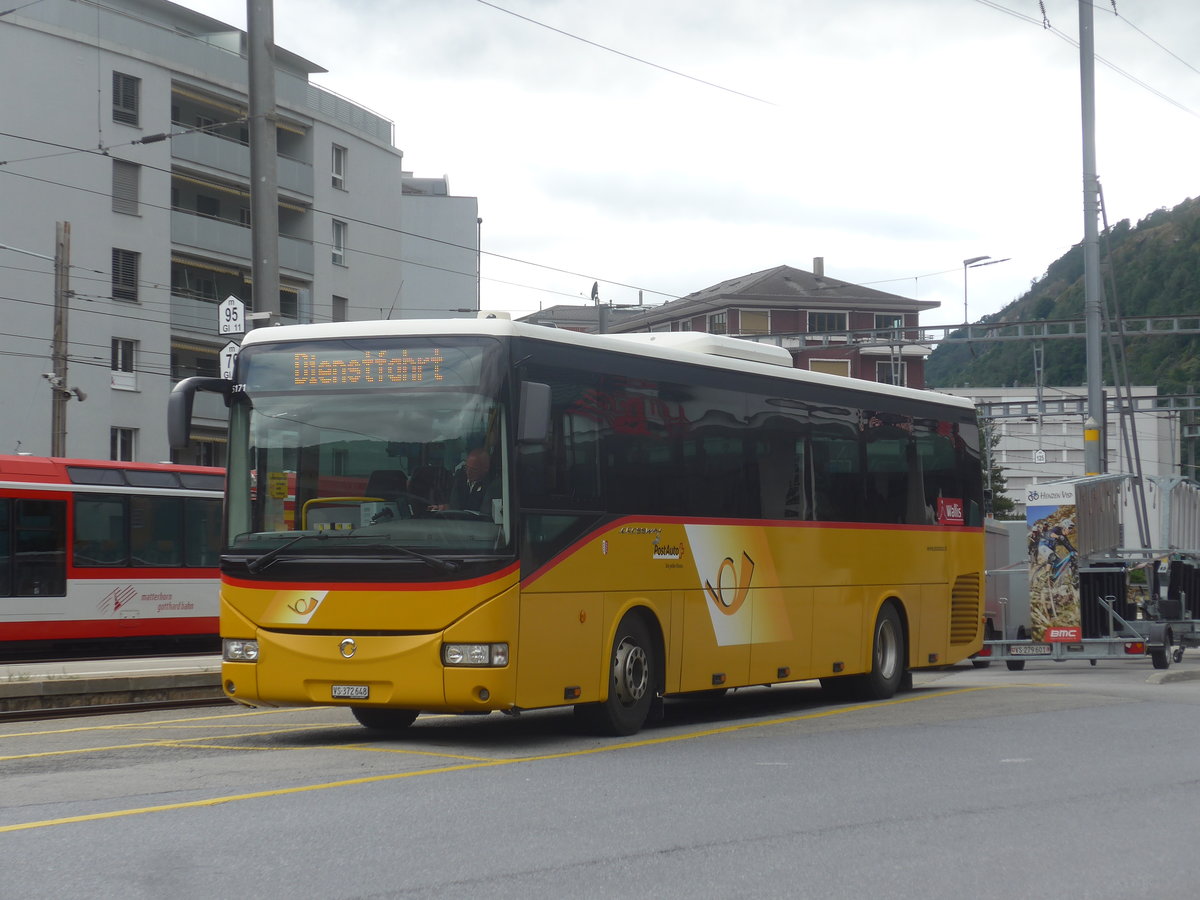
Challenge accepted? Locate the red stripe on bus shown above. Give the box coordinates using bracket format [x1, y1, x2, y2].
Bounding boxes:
[519, 515, 983, 589]
[222, 560, 520, 593]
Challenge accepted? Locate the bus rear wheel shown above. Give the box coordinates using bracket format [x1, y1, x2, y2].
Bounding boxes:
[351, 707, 419, 732]
[820, 603, 905, 701]
[861, 603, 905, 699]
[575, 614, 656, 736]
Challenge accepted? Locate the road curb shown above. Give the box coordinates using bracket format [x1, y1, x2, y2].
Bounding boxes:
[1146, 667, 1200, 685]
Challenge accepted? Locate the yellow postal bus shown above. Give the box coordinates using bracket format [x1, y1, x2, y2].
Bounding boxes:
[169, 318, 984, 735]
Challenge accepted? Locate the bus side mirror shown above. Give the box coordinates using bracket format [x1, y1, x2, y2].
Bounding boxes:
[517, 381, 551, 444]
[168, 377, 232, 449]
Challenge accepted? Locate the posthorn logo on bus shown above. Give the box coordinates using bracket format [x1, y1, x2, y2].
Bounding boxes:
[704, 552, 755, 616]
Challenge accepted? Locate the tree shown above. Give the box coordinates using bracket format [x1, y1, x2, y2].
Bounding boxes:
[983, 419, 1018, 520]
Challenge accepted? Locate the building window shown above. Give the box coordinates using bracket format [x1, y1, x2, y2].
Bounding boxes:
[332, 220, 347, 266]
[112, 248, 140, 302]
[112, 160, 140, 215]
[332, 145, 347, 190]
[111, 427, 136, 462]
[332, 295, 348, 322]
[111, 339, 137, 390]
[196, 441, 218, 467]
[810, 359, 850, 377]
[112, 72, 140, 126]
[808, 312, 847, 333]
[674, 320, 691, 332]
[196, 194, 220, 219]
[739, 309, 770, 335]
[874, 314, 903, 330]
[708, 311, 727, 335]
[280, 289, 298, 320]
[876, 360, 907, 386]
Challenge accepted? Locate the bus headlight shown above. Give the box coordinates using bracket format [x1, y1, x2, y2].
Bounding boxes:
[224, 639, 260, 662]
[442, 643, 508, 667]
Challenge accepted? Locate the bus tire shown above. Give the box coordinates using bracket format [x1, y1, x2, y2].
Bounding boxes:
[820, 604, 905, 701]
[1005, 660, 1025, 671]
[575, 613, 656, 736]
[860, 603, 905, 700]
[351, 707, 419, 731]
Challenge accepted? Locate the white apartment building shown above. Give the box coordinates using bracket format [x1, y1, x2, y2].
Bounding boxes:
[940, 385, 1181, 546]
[1, 0, 479, 465]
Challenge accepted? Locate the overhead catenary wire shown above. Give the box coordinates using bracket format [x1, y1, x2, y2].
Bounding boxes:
[473, 0, 775, 106]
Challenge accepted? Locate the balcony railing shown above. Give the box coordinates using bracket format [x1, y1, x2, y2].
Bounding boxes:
[171, 131, 313, 197]
[171, 210, 314, 274]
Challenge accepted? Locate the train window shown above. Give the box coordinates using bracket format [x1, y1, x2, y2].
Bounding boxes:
[74, 496, 128, 567]
[184, 498, 223, 566]
[126, 471, 180, 488]
[0, 499, 9, 595]
[179, 472, 224, 492]
[131, 496, 183, 567]
[66, 467, 125, 486]
[13, 499, 66, 597]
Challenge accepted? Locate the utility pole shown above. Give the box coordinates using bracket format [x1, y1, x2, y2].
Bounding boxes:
[1079, 0, 1105, 475]
[51, 221, 71, 457]
[247, 0, 281, 323]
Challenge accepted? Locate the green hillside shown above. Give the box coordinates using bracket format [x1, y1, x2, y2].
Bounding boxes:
[925, 196, 1200, 393]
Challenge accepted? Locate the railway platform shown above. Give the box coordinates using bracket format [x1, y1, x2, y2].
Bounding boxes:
[0, 656, 224, 714]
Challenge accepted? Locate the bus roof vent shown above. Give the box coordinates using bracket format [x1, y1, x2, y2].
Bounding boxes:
[609, 332, 794, 367]
[478, 310, 511, 320]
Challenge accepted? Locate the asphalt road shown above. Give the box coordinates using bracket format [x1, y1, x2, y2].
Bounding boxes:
[4, 656, 1200, 899]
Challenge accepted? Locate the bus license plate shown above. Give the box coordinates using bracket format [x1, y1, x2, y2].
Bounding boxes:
[1009, 644, 1052, 656]
[331, 684, 369, 699]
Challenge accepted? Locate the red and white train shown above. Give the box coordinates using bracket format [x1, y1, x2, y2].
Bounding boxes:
[0, 456, 222, 656]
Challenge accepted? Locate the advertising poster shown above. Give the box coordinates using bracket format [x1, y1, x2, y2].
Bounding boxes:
[1025, 483, 1081, 642]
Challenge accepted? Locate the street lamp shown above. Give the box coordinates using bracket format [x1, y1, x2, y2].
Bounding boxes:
[962, 255, 1011, 325]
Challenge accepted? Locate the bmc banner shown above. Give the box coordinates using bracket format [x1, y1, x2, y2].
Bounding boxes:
[1025, 483, 1081, 642]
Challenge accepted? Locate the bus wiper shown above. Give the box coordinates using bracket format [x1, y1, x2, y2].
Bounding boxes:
[245, 532, 328, 574]
[347, 542, 461, 574]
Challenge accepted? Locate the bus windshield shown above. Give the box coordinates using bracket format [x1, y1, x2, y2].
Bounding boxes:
[225, 337, 511, 560]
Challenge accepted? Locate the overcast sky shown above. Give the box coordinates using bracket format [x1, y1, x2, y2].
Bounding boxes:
[191, 0, 1200, 327]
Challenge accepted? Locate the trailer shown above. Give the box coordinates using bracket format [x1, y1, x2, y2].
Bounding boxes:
[977, 475, 1200, 671]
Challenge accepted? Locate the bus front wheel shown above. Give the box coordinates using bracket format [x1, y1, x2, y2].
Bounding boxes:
[575, 614, 657, 736]
[351, 707, 419, 732]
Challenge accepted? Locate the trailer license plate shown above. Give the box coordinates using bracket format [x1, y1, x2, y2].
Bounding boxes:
[1010, 644, 1052, 656]
[331, 684, 369, 699]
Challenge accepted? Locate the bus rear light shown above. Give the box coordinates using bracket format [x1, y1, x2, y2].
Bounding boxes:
[224, 639, 259, 662]
[442, 643, 509, 667]
[1124, 642, 1146, 655]
[977, 645, 993, 658]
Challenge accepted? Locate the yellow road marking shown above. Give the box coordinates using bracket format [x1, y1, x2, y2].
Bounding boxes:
[1, 685, 1006, 833]
[0, 706, 324, 740]
[324, 744, 498, 762]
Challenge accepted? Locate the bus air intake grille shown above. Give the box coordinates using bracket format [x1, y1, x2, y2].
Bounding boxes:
[949, 572, 981, 645]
